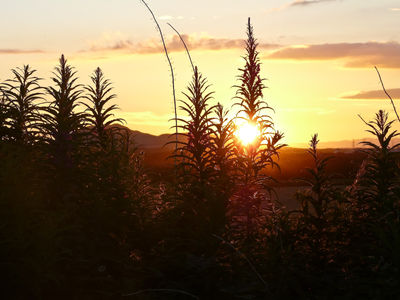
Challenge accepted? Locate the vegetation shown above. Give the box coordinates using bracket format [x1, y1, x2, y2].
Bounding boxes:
[0, 19, 399, 299]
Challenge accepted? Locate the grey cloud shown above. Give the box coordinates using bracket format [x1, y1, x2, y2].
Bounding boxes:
[342, 88, 400, 99]
[267, 42, 400, 68]
[0, 49, 44, 54]
[88, 35, 280, 54]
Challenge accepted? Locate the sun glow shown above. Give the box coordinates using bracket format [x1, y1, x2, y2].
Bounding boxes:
[235, 121, 260, 146]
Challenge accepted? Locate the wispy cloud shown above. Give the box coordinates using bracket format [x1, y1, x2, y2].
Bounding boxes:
[85, 32, 281, 55]
[267, 42, 400, 68]
[85, 33, 400, 69]
[341, 88, 400, 100]
[267, 0, 339, 12]
[290, 0, 336, 7]
[390, 8, 400, 11]
[0, 49, 44, 54]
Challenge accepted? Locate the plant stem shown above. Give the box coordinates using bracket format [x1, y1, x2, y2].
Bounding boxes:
[140, 0, 178, 165]
[375, 66, 400, 122]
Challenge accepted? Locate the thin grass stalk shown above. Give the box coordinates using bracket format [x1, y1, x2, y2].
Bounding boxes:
[140, 0, 178, 167]
[375, 66, 400, 122]
[167, 23, 195, 73]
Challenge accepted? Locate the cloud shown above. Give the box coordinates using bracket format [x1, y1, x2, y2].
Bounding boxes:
[266, 0, 339, 12]
[341, 88, 400, 100]
[0, 49, 44, 54]
[267, 42, 400, 68]
[86, 32, 281, 55]
[390, 8, 400, 11]
[290, 0, 336, 7]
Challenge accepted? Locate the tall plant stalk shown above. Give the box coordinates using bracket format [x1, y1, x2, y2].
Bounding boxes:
[42, 54, 84, 199]
[233, 18, 285, 181]
[173, 66, 215, 184]
[83, 67, 122, 150]
[375, 66, 400, 123]
[140, 0, 178, 163]
[358, 110, 400, 207]
[167, 23, 195, 73]
[3, 65, 43, 144]
[231, 18, 285, 238]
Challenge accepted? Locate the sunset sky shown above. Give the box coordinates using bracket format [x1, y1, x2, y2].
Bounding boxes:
[1, 0, 400, 145]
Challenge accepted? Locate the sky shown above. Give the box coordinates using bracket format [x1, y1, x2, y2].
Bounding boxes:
[1, 0, 400, 146]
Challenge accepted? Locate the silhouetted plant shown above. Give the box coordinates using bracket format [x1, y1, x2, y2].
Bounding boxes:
[83, 67, 123, 150]
[344, 110, 400, 297]
[43, 55, 83, 147]
[168, 66, 221, 239]
[233, 18, 285, 179]
[0, 87, 12, 140]
[210, 103, 234, 180]
[356, 110, 400, 211]
[79, 128, 153, 295]
[120, 131, 154, 233]
[231, 18, 285, 238]
[174, 67, 215, 185]
[3, 16, 400, 300]
[2, 65, 43, 144]
[41, 54, 84, 202]
[293, 134, 343, 265]
[208, 103, 235, 230]
[295, 134, 338, 225]
[234, 18, 268, 123]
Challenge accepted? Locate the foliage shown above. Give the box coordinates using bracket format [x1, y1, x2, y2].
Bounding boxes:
[356, 110, 400, 208]
[1, 20, 400, 300]
[174, 66, 215, 184]
[41, 54, 85, 202]
[83, 67, 123, 150]
[233, 18, 285, 180]
[170, 66, 220, 236]
[230, 18, 285, 239]
[2, 65, 43, 144]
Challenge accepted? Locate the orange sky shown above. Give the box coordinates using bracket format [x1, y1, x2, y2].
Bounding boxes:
[1, 0, 400, 145]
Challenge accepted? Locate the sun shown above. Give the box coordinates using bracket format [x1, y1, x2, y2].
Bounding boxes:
[235, 121, 260, 146]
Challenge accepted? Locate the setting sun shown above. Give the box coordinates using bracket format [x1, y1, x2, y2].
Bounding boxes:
[235, 121, 260, 146]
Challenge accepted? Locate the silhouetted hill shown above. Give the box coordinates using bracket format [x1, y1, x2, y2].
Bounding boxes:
[116, 125, 400, 150]
[111, 127, 396, 183]
[122, 126, 400, 150]
[130, 130, 172, 149]
[289, 138, 400, 149]
[110, 125, 185, 149]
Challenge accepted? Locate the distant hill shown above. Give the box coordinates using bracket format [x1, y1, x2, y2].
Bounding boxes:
[130, 130, 172, 149]
[114, 126, 394, 183]
[114, 125, 400, 149]
[288, 138, 400, 149]
[111, 125, 183, 149]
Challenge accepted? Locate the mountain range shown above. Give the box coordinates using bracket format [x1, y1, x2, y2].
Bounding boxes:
[117, 126, 399, 149]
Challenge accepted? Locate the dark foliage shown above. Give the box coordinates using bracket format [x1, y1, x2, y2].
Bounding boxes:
[0, 20, 399, 300]
[2, 65, 43, 144]
[230, 18, 285, 240]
